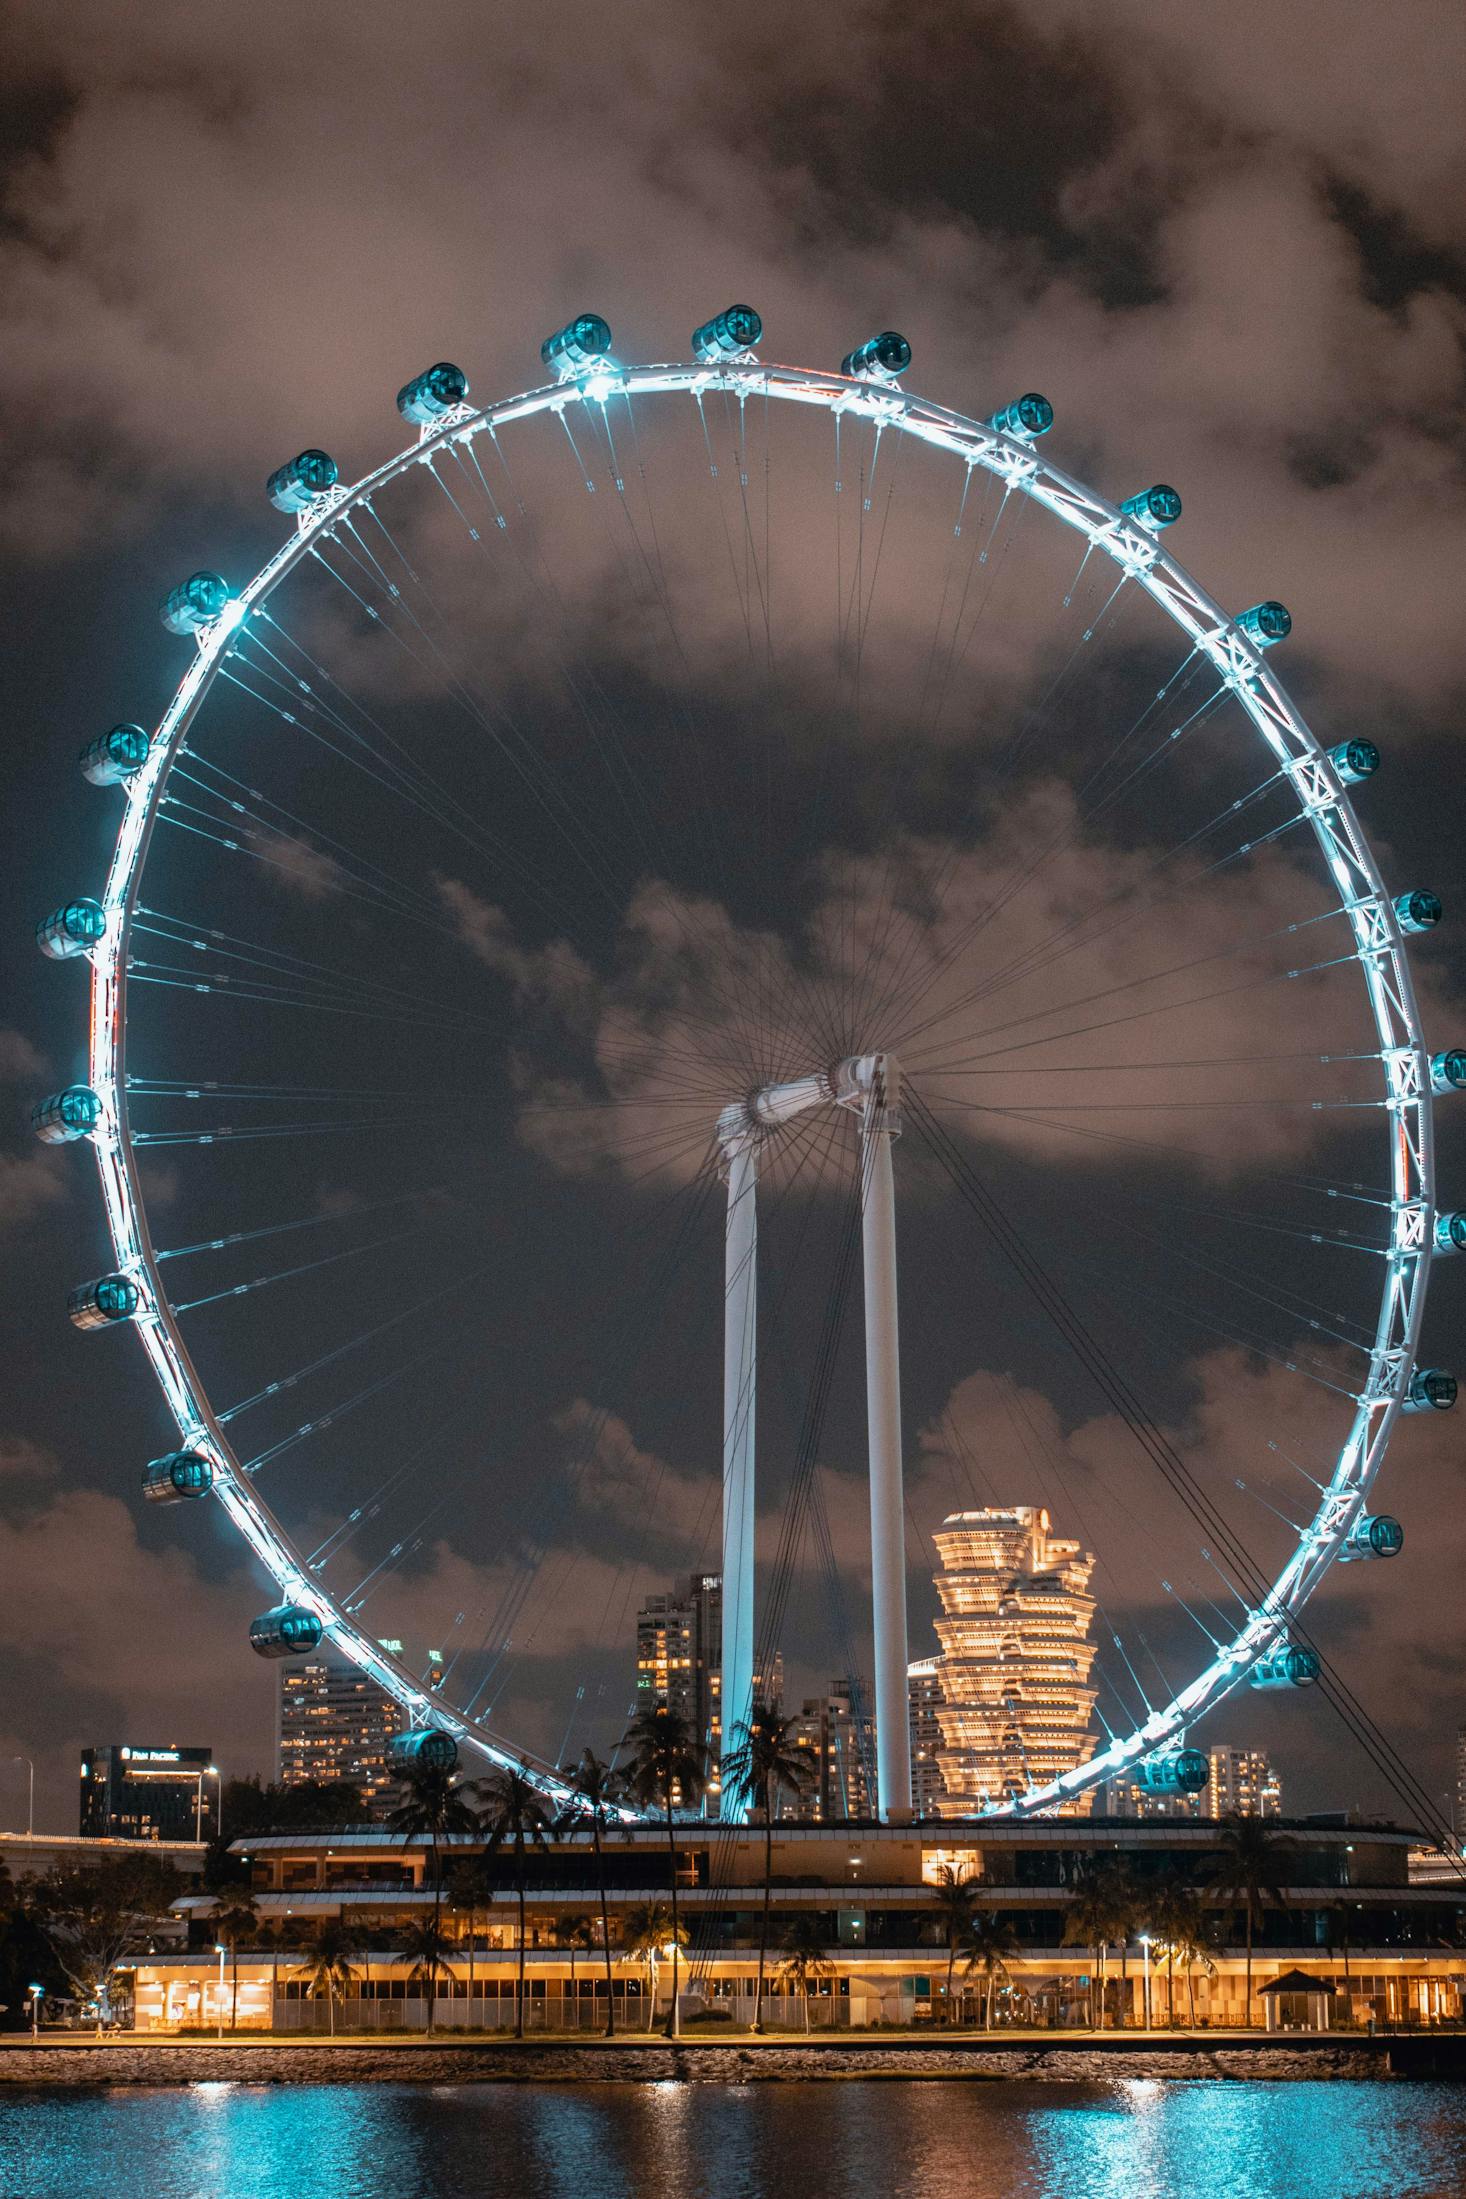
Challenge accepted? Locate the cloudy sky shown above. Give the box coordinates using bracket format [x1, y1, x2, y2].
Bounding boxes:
[2, 0, 1464, 1835]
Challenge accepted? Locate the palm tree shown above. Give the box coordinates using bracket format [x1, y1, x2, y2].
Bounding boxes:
[960, 1912, 1018, 2030]
[1143, 1870, 1191, 2029]
[555, 1748, 627, 2037]
[720, 1701, 812, 2034]
[620, 1705, 708, 2038]
[397, 1916, 456, 2034]
[554, 1915, 596, 2030]
[1100, 1861, 1145, 2030]
[928, 1864, 979, 2026]
[1062, 1873, 1119, 2030]
[387, 1761, 479, 1959]
[294, 1917, 362, 2037]
[621, 1900, 685, 2031]
[252, 1918, 293, 2031]
[776, 1913, 835, 2031]
[447, 1850, 496, 2017]
[1208, 1813, 1296, 2028]
[210, 1886, 258, 2035]
[477, 1763, 553, 2038]
[1162, 1888, 1215, 2029]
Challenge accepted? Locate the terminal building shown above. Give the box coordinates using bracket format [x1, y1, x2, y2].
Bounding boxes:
[130, 1810, 1466, 2034]
[79, 1745, 216, 1842]
[277, 1644, 409, 1818]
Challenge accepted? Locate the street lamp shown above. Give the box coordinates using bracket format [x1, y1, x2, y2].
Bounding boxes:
[9, 1756, 33, 1838]
[25, 1984, 43, 2038]
[1139, 1936, 1153, 2032]
[215, 1944, 226, 2042]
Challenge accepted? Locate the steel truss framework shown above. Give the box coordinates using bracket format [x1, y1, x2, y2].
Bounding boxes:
[73, 355, 1434, 1815]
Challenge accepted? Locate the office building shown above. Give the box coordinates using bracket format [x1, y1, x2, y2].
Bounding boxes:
[277, 1647, 401, 1815]
[908, 1657, 947, 1817]
[80, 1745, 216, 1841]
[930, 1506, 1098, 1815]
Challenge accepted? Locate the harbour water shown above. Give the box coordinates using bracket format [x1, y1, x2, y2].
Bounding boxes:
[3, 2078, 1465, 2199]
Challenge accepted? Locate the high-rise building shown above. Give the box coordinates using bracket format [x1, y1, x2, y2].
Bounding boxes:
[634, 1573, 723, 1760]
[1207, 1746, 1282, 1819]
[277, 1647, 401, 1815]
[930, 1506, 1098, 1815]
[1100, 1776, 1201, 1822]
[1102, 1744, 1282, 1821]
[784, 1680, 873, 1821]
[80, 1746, 215, 1841]
[908, 1657, 947, 1818]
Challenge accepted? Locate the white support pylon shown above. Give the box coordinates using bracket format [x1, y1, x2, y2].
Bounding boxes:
[840, 1054, 913, 1822]
[719, 1121, 759, 1817]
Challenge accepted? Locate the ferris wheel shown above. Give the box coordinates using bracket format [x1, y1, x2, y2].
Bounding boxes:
[34, 305, 1462, 1820]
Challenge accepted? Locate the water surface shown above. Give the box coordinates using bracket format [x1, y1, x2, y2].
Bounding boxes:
[2, 2078, 1463, 2199]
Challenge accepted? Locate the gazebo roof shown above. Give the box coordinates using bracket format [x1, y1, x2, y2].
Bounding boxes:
[1257, 1968, 1337, 1995]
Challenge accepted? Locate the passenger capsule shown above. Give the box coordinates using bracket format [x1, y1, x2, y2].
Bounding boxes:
[1327, 739, 1380, 786]
[142, 1451, 214, 1505]
[1429, 1049, 1466, 1095]
[160, 572, 233, 636]
[266, 449, 339, 514]
[540, 316, 613, 377]
[249, 1604, 324, 1659]
[37, 899, 106, 960]
[841, 332, 911, 383]
[1119, 485, 1182, 531]
[1403, 1366, 1457, 1413]
[67, 1274, 141, 1331]
[1249, 1644, 1320, 1690]
[80, 724, 150, 786]
[1235, 600, 1291, 647]
[397, 363, 468, 425]
[1394, 890, 1441, 935]
[31, 1086, 102, 1144]
[1434, 1212, 1466, 1255]
[1135, 1746, 1208, 1795]
[988, 392, 1054, 439]
[692, 305, 762, 361]
[1340, 1512, 1403, 1561]
[386, 1727, 459, 1777]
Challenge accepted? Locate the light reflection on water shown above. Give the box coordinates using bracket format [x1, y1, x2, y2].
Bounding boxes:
[1, 2078, 1463, 2199]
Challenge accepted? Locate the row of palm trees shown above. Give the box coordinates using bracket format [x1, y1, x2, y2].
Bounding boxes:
[211, 1700, 1306, 2038]
[1056, 1813, 1300, 2029]
[213, 1699, 813, 2040]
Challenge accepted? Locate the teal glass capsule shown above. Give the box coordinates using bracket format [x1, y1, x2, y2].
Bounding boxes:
[80, 724, 150, 786]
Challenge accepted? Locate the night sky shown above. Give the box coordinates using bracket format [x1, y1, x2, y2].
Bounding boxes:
[1, 1, 1463, 1836]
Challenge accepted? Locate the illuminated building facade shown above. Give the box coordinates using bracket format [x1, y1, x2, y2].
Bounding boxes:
[1102, 1743, 1282, 1820]
[930, 1507, 1098, 1815]
[79, 1745, 215, 1841]
[635, 1573, 723, 1758]
[783, 1680, 873, 1821]
[1207, 1746, 1282, 1819]
[277, 1648, 401, 1816]
[908, 1657, 947, 1817]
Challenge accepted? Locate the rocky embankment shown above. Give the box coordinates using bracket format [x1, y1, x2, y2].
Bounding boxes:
[0, 2034, 1410, 2084]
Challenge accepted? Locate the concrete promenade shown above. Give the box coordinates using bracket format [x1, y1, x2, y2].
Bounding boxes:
[3, 2029, 1458, 2083]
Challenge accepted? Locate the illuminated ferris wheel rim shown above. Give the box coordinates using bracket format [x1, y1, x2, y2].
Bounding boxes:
[79, 345, 1435, 1818]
